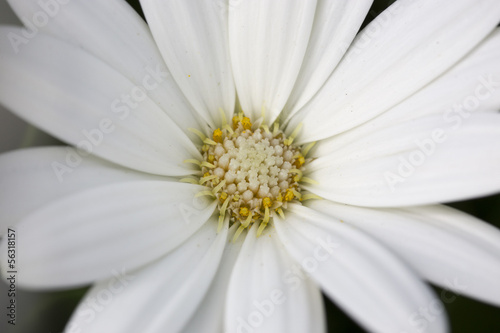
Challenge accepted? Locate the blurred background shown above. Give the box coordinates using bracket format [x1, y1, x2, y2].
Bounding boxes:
[0, 0, 499, 332]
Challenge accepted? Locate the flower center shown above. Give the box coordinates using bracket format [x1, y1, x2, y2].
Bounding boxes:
[197, 113, 311, 239]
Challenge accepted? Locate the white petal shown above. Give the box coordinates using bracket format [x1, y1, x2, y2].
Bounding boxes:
[180, 224, 244, 333]
[288, 0, 500, 143]
[275, 204, 448, 333]
[140, 0, 235, 128]
[0, 147, 170, 233]
[0, 27, 200, 176]
[6, 0, 202, 135]
[306, 200, 500, 307]
[229, 0, 317, 122]
[225, 225, 325, 333]
[283, 0, 373, 120]
[0, 180, 216, 288]
[306, 113, 500, 207]
[63, 218, 228, 333]
[315, 28, 500, 158]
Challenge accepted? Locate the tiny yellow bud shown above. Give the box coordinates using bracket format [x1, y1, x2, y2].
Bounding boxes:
[294, 155, 305, 168]
[241, 117, 252, 130]
[262, 197, 272, 208]
[232, 116, 239, 128]
[239, 207, 250, 217]
[213, 128, 223, 143]
[284, 189, 294, 201]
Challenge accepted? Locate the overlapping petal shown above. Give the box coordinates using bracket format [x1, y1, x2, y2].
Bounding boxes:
[283, 0, 373, 120]
[275, 204, 448, 333]
[0, 146, 170, 233]
[305, 113, 500, 207]
[0, 181, 216, 288]
[315, 28, 500, 158]
[307, 200, 500, 307]
[63, 218, 228, 333]
[0, 27, 200, 176]
[6, 0, 203, 135]
[229, 0, 317, 122]
[288, 0, 500, 143]
[180, 224, 244, 333]
[140, 0, 235, 128]
[225, 225, 325, 333]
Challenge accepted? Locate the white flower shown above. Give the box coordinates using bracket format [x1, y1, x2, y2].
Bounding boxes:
[1, 0, 500, 332]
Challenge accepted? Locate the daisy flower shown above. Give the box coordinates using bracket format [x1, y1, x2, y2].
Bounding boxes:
[1, 0, 500, 332]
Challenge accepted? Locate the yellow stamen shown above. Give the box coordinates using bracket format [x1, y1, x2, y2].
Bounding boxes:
[284, 189, 295, 201]
[301, 193, 322, 201]
[223, 124, 234, 134]
[300, 177, 319, 185]
[289, 169, 303, 177]
[232, 113, 244, 129]
[232, 116, 239, 128]
[212, 180, 226, 194]
[218, 196, 230, 232]
[260, 124, 270, 134]
[263, 206, 270, 223]
[180, 177, 199, 185]
[207, 154, 215, 163]
[221, 195, 230, 212]
[291, 189, 302, 200]
[195, 190, 216, 198]
[262, 197, 272, 208]
[241, 117, 252, 130]
[188, 128, 207, 141]
[200, 161, 216, 169]
[256, 220, 268, 237]
[203, 138, 218, 146]
[213, 128, 223, 143]
[184, 159, 201, 166]
[294, 155, 305, 168]
[201, 161, 215, 169]
[272, 122, 279, 136]
[219, 192, 228, 202]
[276, 207, 285, 219]
[302, 141, 316, 157]
[200, 174, 218, 185]
[284, 123, 303, 146]
[232, 224, 246, 242]
[239, 207, 250, 217]
[242, 211, 253, 228]
[261, 104, 266, 125]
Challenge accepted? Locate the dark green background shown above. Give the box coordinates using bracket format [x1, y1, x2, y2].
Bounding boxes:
[2, 0, 500, 332]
